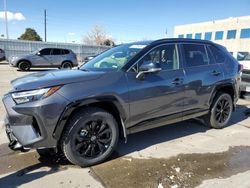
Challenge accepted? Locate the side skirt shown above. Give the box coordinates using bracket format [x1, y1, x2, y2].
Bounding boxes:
[127, 110, 209, 135]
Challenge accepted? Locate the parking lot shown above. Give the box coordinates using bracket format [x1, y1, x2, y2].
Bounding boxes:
[1, 61, 250, 188]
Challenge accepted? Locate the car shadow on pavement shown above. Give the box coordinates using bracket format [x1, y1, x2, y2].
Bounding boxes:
[0, 152, 71, 188]
[115, 104, 250, 159]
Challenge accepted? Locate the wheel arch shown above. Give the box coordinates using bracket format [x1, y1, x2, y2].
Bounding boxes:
[53, 96, 128, 143]
[61, 60, 73, 67]
[17, 59, 32, 67]
[209, 83, 236, 110]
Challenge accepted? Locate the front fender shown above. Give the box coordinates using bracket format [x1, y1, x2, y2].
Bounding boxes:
[53, 96, 128, 141]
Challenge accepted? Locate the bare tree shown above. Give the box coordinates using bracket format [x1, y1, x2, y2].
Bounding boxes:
[83, 25, 115, 46]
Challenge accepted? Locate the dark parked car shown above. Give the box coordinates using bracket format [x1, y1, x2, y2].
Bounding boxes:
[8, 48, 78, 71]
[0, 48, 6, 61]
[2, 39, 241, 166]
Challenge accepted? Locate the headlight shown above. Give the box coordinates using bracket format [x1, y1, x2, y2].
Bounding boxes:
[11, 56, 18, 61]
[11, 86, 61, 104]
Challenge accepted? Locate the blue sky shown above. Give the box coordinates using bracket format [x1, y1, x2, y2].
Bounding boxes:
[0, 0, 250, 44]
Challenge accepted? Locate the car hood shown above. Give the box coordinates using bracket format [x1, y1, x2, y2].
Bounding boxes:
[11, 69, 104, 91]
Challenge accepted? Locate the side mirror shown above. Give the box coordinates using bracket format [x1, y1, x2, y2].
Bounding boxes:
[37, 52, 41, 56]
[136, 62, 162, 80]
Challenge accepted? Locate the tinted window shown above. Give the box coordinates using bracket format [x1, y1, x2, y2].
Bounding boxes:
[40, 48, 51, 55]
[195, 33, 202, 39]
[62, 49, 70, 55]
[178, 34, 184, 38]
[186, 34, 192, 39]
[237, 52, 249, 61]
[208, 45, 226, 64]
[52, 49, 61, 55]
[227, 30, 236, 39]
[215, 31, 223, 40]
[204, 32, 212, 40]
[245, 54, 250, 61]
[140, 44, 180, 71]
[183, 44, 209, 67]
[240, 28, 250, 39]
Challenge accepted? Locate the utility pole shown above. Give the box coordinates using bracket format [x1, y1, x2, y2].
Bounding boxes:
[44, 9, 47, 42]
[4, 0, 9, 39]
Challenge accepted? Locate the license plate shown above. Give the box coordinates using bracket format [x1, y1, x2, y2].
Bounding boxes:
[246, 86, 250, 92]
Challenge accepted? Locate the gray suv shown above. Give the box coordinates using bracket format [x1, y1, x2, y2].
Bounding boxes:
[2, 39, 241, 167]
[9, 48, 78, 71]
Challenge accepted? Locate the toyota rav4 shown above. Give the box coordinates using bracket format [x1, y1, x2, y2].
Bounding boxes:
[2, 39, 241, 166]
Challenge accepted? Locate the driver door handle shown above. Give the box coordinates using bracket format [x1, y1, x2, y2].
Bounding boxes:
[172, 78, 184, 85]
[211, 70, 221, 76]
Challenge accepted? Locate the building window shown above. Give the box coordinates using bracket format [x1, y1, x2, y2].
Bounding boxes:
[195, 33, 202, 39]
[215, 31, 223, 40]
[227, 30, 236, 39]
[204, 32, 212, 40]
[178, 34, 184, 38]
[240, 28, 250, 39]
[186, 34, 192, 39]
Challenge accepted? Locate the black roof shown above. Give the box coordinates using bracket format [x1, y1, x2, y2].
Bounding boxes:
[123, 38, 215, 47]
[151, 38, 215, 45]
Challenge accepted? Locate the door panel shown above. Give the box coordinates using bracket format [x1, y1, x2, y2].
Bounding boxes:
[181, 43, 224, 113]
[32, 48, 52, 66]
[126, 44, 185, 128]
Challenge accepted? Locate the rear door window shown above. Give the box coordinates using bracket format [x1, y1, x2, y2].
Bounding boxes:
[182, 44, 209, 67]
[52, 49, 61, 55]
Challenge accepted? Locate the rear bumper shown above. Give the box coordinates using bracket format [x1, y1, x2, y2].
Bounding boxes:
[240, 81, 250, 92]
[240, 72, 250, 92]
[2, 92, 70, 151]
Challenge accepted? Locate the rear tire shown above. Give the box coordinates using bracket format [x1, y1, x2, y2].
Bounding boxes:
[18, 61, 31, 71]
[203, 92, 233, 129]
[61, 107, 119, 167]
[61, 61, 73, 69]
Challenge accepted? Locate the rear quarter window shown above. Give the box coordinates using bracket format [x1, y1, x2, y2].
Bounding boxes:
[208, 45, 226, 64]
[62, 49, 70, 55]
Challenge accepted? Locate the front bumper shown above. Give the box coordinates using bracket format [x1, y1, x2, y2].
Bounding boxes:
[2, 92, 70, 150]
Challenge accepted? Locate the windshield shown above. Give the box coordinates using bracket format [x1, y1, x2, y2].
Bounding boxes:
[32, 49, 40, 54]
[81, 43, 148, 71]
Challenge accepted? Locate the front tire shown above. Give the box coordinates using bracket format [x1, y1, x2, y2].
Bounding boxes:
[61, 107, 119, 167]
[204, 92, 233, 129]
[18, 61, 31, 71]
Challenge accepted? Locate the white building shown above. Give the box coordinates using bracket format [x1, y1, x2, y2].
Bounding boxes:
[174, 16, 250, 60]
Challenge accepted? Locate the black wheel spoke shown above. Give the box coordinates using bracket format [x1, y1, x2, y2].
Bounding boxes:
[90, 121, 97, 132]
[96, 141, 105, 153]
[75, 142, 85, 151]
[91, 145, 95, 156]
[99, 137, 111, 144]
[98, 128, 111, 136]
[98, 123, 106, 134]
[83, 145, 92, 156]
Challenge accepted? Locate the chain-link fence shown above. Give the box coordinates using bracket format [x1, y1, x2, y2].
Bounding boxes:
[0, 39, 110, 62]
